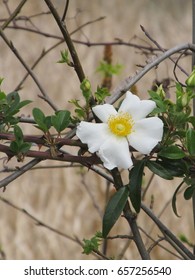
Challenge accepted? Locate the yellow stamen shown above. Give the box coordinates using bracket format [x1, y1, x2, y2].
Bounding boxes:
[108, 112, 134, 136]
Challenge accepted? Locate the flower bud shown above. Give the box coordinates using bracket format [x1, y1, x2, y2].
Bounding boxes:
[185, 69, 195, 87]
[181, 92, 188, 107]
[80, 79, 91, 92]
[156, 84, 165, 99]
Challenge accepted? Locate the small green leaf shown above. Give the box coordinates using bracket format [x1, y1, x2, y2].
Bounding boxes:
[158, 158, 187, 177]
[158, 145, 185, 159]
[14, 125, 23, 144]
[97, 61, 123, 76]
[51, 110, 70, 133]
[94, 86, 111, 103]
[10, 141, 19, 154]
[6, 92, 20, 115]
[184, 185, 195, 200]
[19, 142, 32, 154]
[32, 108, 48, 132]
[0, 91, 6, 100]
[146, 160, 173, 180]
[57, 50, 72, 65]
[16, 99, 32, 110]
[128, 160, 145, 213]
[82, 232, 102, 255]
[186, 129, 195, 156]
[102, 187, 129, 238]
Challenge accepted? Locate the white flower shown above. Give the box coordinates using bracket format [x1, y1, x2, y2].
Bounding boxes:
[76, 91, 163, 170]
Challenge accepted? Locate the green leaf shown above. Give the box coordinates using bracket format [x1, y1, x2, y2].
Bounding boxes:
[19, 142, 32, 154]
[51, 110, 70, 133]
[14, 125, 23, 144]
[6, 92, 20, 115]
[186, 129, 195, 156]
[158, 145, 185, 159]
[10, 141, 19, 154]
[0, 91, 6, 100]
[97, 61, 123, 76]
[82, 232, 102, 255]
[158, 158, 187, 177]
[172, 181, 184, 217]
[32, 108, 48, 132]
[128, 160, 145, 213]
[146, 160, 173, 180]
[148, 90, 167, 112]
[102, 187, 129, 238]
[94, 86, 111, 103]
[16, 99, 32, 110]
[184, 185, 195, 200]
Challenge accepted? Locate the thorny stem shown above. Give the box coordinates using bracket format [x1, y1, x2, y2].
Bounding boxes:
[111, 168, 151, 260]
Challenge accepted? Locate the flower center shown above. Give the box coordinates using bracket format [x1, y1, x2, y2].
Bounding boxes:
[108, 112, 134, 137]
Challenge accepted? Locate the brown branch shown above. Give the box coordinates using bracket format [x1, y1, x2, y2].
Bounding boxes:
[111, 168, 151, 260]
[108, 43, 195, 105]
[140, 25, 189, 76]
[0, 28, 58, 111]
[141, 203, 195, 259]
[0, 143, 100, 165]
[1, 0, 27, 30]
[44, 0, 85, 83]
[0, 132, 86, 148]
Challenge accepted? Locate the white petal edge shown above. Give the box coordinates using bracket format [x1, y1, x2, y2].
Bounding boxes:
[128, 117, 163, 154]
[119, 91, 156, 120]
[92, 104, 117, 123]
[76, 121, 109, 153]
[98, 136, 133, 170]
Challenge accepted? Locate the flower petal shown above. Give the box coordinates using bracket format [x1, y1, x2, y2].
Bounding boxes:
[119, 91, 156, 120]
[92, 104, 117, 123]
[76, 121, 109, 153]
[98, 136, 133, 170]
[128, 117, 163, 154]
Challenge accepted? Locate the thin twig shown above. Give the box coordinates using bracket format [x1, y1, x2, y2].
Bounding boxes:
[81, 173, 103, 218]
[139, 227, 182, 259]
[108, 43, 195, 105]
[0, 158, 41, 189]
[0, 28, 58, 111]
[44, 0, 85, 83]
[140, 25, 189, 76]
[141, 203, 195, 259]
[1, 0, 27, 30]
[61, 0, 69, 22]
[0, 196, 108, 259]
[111, 168, 151, 259]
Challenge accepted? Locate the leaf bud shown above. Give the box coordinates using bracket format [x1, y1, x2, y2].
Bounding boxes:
[185, 68, 195, 87]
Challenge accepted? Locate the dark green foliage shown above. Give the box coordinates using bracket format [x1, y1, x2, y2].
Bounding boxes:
[102, 187, 129, 238]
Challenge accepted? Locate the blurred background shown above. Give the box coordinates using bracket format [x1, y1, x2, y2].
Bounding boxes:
[0, 0, 193, 259]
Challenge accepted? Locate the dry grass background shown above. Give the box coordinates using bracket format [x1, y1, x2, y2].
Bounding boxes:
[0, 0, 194, 259]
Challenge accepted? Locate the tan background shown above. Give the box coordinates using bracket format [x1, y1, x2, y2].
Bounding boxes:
[0, 0, 193, 259]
